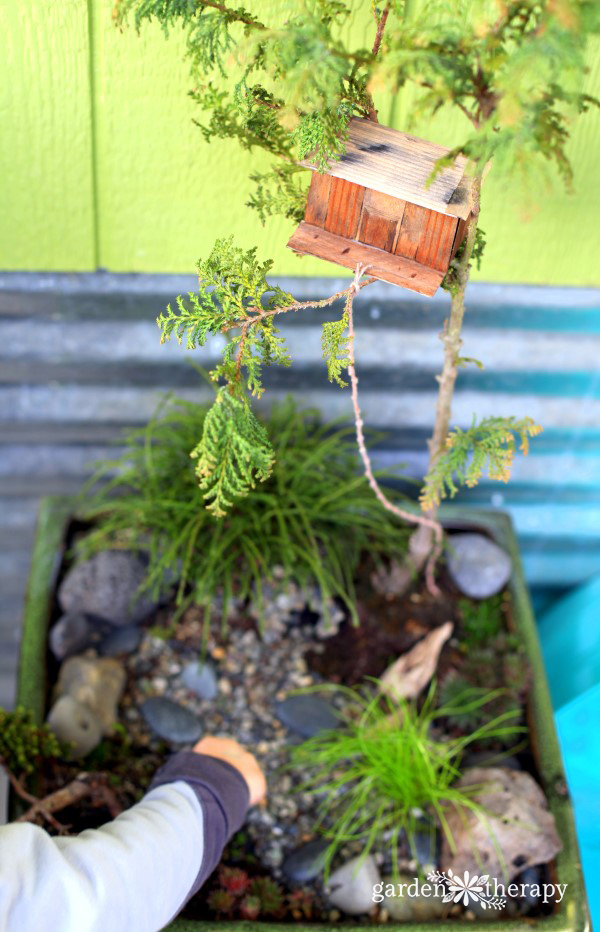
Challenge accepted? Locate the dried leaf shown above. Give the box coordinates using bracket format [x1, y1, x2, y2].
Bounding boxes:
[379, 622, 453, 700]
[441, 767, 562, 883]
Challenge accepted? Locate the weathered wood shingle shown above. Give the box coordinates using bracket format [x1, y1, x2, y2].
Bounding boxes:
[302, 119, 473, 219]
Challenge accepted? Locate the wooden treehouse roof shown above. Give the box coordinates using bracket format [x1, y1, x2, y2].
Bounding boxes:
[302, 118, 473, 220]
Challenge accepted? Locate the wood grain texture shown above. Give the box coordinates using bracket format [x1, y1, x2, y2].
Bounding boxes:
[287, 222, 444, 296]
[0, 0, 96, 270]
[358, 210, 397, 251]
[303, 118, 472, 219]
[395, 203, 430, 260]
[324, 177, 365, 237]
[363, 189, 406, 221]
[415, 211, 457, 271]
[304, 172, 331, 227]
[451, 216, 469, 258]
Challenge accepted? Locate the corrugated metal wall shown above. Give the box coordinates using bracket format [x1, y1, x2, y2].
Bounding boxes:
[1, 273, 599, 703]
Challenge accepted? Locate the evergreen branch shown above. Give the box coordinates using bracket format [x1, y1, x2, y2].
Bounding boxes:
[191, 389, 274, 516]
[321, 308, 350, 387]
[420, 416, 543, 510]
[247, 164, 307, 224]
[372, 1, 391, 57]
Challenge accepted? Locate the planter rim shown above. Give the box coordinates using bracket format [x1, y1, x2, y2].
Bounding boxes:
[16, 498, 590, 932]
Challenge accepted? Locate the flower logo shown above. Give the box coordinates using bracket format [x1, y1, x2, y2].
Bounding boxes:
[444, 868, 488, 906]
[427, 868, 505, 910]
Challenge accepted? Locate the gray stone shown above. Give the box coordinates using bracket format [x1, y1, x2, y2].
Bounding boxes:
[282, 838, 329, 883]
[49, 613, 113, 660]
[446, 533, 512, 599]
[382, 874, 447, 921]
[412, 827, 438, 868]
[99, 625, 142, 656]
[328, 854, 380, 916]
[55, 655, 126, 734]
[517, 866, 544, 913]
[49, 613, 93, 660]
[141, 697, 202, 744]
[58, 550, 157, 626]
[46, 696, 103, 758]
[179, 661, 218, 700]
[275, 694, 340, 738]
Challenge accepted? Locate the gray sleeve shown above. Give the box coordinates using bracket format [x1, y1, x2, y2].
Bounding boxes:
[0, 753, 250, 932]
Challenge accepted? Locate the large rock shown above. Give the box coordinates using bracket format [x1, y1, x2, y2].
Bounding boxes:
[58, 550, 157, 626]
[440, 767, 562, 882]
[49, 613, 111, 660]
[54, 655, 126, 734]
[99, 625, 143, 656]
[446, 533, 512, 599]
[47, 696, 103, 758]
[328, 854, 380, 915]
[282, 838, 329, 884]
[179, 661, 218, 700]
[275, 694, 340, 738]
[141, 697, 202, 744]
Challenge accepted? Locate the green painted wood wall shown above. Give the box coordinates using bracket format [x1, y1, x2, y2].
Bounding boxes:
[2, 1, 600, 283]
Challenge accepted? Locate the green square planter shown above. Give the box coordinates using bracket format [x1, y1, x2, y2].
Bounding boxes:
[15, 497, 590, 932]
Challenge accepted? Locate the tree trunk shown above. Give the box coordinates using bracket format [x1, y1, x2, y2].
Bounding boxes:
[408, 173, 483, 572]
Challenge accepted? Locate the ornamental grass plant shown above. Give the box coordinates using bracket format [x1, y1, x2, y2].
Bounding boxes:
[81, 395, 410, 630]
[290, 682, 525, 876]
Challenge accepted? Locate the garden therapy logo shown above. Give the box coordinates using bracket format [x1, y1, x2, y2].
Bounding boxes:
[372, 870, 568, 906]
[427, 869, 505, 909]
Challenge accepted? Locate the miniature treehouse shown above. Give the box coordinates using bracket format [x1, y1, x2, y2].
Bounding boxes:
[288, 119, 474, 297]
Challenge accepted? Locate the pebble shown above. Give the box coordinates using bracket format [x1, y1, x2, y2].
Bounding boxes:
[282, 838, 330, 883]
[179, 661, 218, 700]
[516, 866, 544, 913]
[54, 655, 126, 734]
[140, 697, 202, 744]
[445, 533, 512, 599]
[328, 854, 380, 915]
[275, 694, 340, 738]
[99, 625, 143, 656]
[49, 613, 100, 660]
[58, 550, 158, 625]
[46, 695, 103, 758]
[412, 827, 439, 868]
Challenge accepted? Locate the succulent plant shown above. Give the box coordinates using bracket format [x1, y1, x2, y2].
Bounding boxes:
[206, 889, 236, 916]
[239, 895, 261, 920]
[217, 866, 250, 896]
[249, 876, 285, 917]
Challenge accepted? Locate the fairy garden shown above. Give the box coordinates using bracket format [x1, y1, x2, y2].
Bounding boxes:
[5, 0, 597, 927]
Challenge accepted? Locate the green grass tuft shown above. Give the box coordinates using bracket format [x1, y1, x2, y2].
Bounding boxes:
[289, 682, 525, 875]
[79, 396, 410, 632]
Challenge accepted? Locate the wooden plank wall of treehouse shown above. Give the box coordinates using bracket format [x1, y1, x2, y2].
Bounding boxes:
[2, 2, 600, 284]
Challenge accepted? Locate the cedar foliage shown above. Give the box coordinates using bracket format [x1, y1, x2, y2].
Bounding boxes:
[115, 0, 599, 516]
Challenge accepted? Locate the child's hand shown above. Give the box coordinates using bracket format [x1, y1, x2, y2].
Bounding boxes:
[193, 736, 267, 806]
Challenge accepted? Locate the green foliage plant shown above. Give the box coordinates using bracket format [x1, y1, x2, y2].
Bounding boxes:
[82, 396, 410, 629]
[115, 0, 599, 584]
[289, 681, 525, 875]
[458, 593, 504, 649]
[0, 706, 62, 778]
